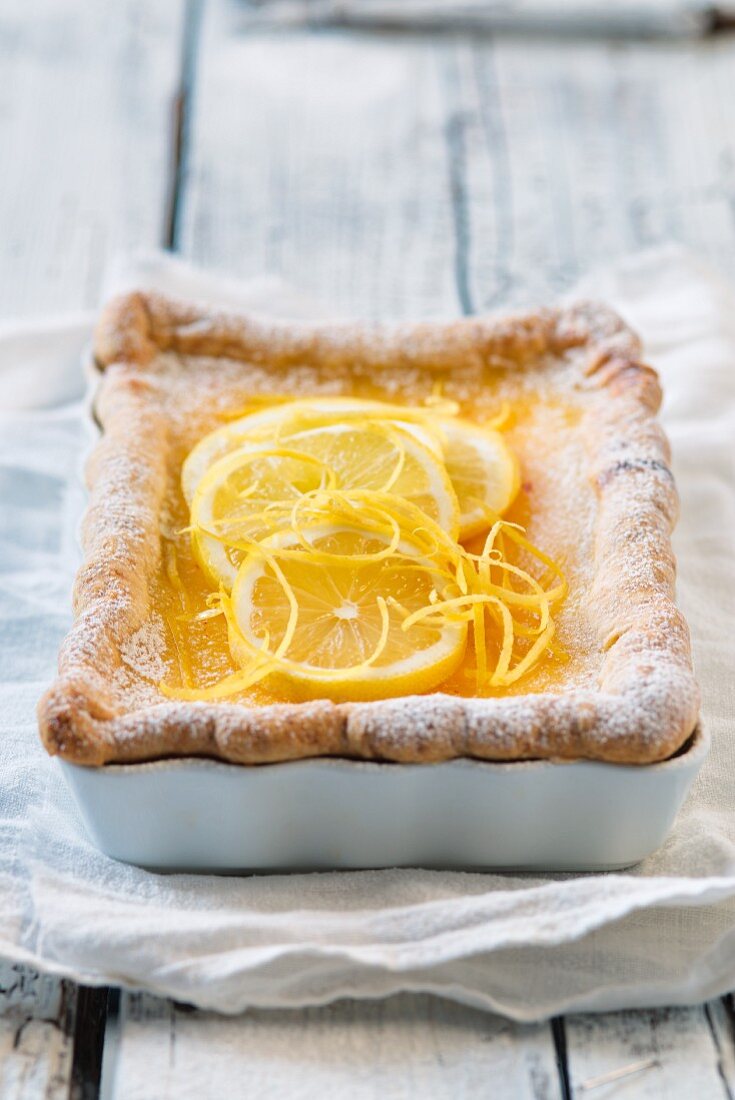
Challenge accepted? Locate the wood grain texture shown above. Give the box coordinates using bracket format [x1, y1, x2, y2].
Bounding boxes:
[565, 1005, 735, 1098]
[450, 36, 735, 311]
[107, 993, 735, 1099]
[180, 4, 462, 318]
[0, 963, 76, 1100]
[239, 0, 716, 39]
[108, 992, 562, 1100]
[706, 1000, 735, 1099]
[0, 0, 185, 319]
[180, 12, 735, 317]
[0, 3, 186, 1098]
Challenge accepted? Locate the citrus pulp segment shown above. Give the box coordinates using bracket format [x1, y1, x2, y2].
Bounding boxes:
[181, 396, 443, 504]
[229, 525, 468, 701]
[190, 421, 459, 589]
[436, 417, 521, 540]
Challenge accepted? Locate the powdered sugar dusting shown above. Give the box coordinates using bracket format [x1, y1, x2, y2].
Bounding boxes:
[119, 617, 170, 685]
[98, 348, 605, 709]
[37, 297, 699, 766]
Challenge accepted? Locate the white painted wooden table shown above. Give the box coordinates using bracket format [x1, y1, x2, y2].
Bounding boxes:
[2, 1, 735, 1096]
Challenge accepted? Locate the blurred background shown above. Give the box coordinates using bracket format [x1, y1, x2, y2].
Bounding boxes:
[2, 0, 735, 320]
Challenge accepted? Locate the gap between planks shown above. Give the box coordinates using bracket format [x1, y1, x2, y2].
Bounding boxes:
[102, 992, 562, 1100]
[69, 987, 113, 1100]
[4, 976, 735, 1100]
[163, 0, 205, 250]
[0, 963, 76, 1100]
[99, 993, 735, 1100]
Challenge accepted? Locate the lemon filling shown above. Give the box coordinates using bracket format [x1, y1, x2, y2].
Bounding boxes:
[160, 396, 567, 703]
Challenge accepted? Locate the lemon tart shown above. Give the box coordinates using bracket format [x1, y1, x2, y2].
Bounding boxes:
[38, 293, 700, 766]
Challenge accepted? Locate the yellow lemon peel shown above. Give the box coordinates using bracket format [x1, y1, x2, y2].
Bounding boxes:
[161, 396, 567, 701]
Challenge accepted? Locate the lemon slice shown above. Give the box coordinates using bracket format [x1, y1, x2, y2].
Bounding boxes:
[229, 525, 468, 701]
[190, 422, 459, 589]
[437, 418, 521, 540]
[182, 397, 443, 504]
[191, 447, 327, 589]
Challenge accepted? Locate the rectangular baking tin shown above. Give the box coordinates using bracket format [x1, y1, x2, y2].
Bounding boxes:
[59, 725, 707, 872]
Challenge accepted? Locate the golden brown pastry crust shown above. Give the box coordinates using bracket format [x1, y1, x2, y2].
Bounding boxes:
[37, 292, 700, 767]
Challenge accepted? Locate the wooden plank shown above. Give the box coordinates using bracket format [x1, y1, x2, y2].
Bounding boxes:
[108, 991, 562, 1100]
[0, 0, 185, 318]
[0, 962, 76, 1100]
[179, 8, 463, 318]
[565, 1002, 735, 1098]
[706, 999, 735, 1098]
[440, 36, 735, 310]
[238, 0, 717, 39]
[180, 19, 735, 320]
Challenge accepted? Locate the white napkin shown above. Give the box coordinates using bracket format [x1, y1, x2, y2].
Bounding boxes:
[1, 248, 734, 1019]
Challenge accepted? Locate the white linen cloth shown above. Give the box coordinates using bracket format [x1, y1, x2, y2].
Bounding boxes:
[0, 248, 734, 1019]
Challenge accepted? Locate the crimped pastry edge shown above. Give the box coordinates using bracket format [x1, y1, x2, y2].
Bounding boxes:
[38, 292, 700, 766]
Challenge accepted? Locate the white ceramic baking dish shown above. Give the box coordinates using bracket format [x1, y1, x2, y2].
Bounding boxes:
[58, 725, 708, 872]
[58, 365, 708, 873]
